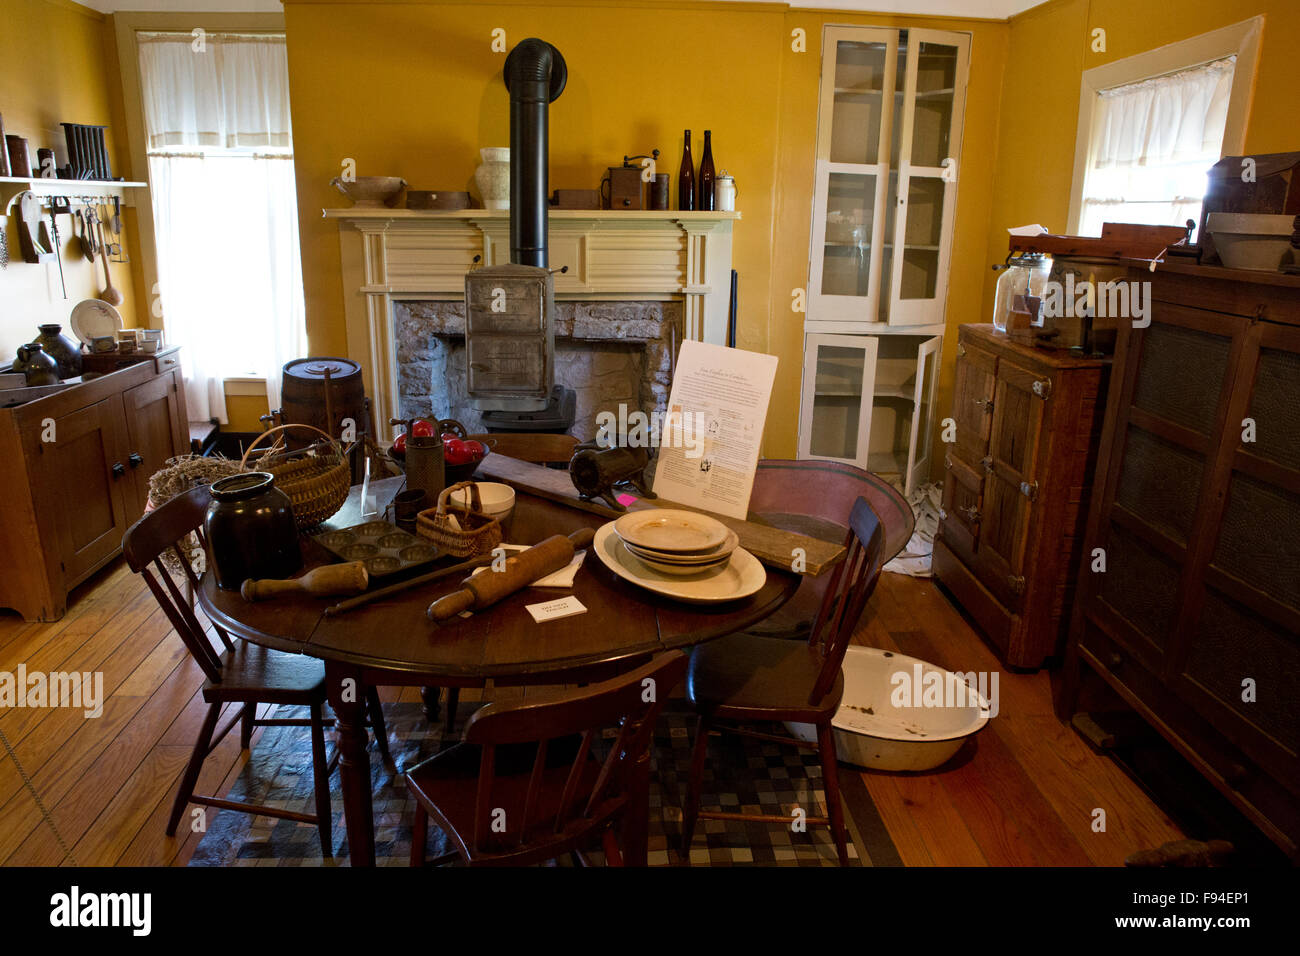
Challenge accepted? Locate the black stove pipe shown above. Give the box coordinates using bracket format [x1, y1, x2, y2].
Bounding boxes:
[503, 39, 566, 268]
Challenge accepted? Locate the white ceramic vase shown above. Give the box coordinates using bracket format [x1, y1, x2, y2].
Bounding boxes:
[475, 147, 510, 211]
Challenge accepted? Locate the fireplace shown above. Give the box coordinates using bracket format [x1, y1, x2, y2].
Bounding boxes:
[395, 299, 682, 441]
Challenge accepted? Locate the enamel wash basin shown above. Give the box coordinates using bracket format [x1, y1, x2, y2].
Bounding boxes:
[786, 646, 992, 772]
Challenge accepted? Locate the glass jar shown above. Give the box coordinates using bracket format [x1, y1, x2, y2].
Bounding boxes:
[204, 472, 302, 590]
[992, 254, 1052, 336]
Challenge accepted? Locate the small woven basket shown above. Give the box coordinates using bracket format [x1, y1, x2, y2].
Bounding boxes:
[240, 423, 351, 530]
[416, 480, 503, 558]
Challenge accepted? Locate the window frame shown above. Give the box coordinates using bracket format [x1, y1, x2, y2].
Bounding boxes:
[1065, 17, 1263, 235]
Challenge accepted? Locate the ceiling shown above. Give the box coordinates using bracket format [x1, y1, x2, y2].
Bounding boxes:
[79, 0, 1047, 20]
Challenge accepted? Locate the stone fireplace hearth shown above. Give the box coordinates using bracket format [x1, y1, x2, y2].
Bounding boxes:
[395, 300, 681, 441]
[324, 208, 739, 435]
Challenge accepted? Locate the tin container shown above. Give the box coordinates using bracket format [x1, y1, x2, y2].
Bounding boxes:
[313, 520, 440, 577]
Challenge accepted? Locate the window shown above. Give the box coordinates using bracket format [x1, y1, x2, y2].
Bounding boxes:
[137, 32, 306, 424]
[1067, 18, 1262, 238]
[1078, 57, 1234, 237]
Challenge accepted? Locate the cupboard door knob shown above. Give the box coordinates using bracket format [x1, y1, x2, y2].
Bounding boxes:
[1107, 651, 1123, 669]
[112, 462, 125, 478]
[1032, 379, 1052, 400]
[1019, 480, 1038, 501]
[981, 456, 994, 474]
[974, 397, 993, 412]
[958, 505, 981, 524]
[956, 344, 966, 357]
[128, 453, 143, 467]
[1006, 574, 1026, 596]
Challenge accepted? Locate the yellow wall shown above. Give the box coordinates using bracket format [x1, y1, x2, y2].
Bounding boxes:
[982, 0, 1300, 315]
[282, 0, 1010, 461]
[0, 0, 142, 364]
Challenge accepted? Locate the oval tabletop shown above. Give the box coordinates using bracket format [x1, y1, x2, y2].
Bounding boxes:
[199, 478, 801, 681]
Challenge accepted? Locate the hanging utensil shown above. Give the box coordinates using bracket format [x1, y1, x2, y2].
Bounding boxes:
[95, 217, 123, 307]
[80, 207, 96, 261]
[48, 210, 66, 298]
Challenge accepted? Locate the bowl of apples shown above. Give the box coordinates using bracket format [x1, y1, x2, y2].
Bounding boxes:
[389, 418, 490, 482]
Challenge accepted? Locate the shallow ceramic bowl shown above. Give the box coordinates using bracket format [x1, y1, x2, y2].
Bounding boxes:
[786, 646, 991, 771]
[331, 176, 407, 208]
[1207, 212, 1294, 271]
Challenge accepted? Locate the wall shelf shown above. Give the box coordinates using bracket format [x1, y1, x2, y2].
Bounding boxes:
[0, 177, 148, 214]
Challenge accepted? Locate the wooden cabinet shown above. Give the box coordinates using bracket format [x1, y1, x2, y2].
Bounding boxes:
[0, 353, 189, 621]
[1059, 263, 1300, 860]
[934, 325, 1109, 668]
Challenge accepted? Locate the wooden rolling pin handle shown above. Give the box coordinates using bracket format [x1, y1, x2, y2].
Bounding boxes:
[241, 561, 369, 602]
[427, 588, 476, 621]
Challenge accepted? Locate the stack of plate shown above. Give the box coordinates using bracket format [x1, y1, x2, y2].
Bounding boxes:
[612, 509, 738, 577]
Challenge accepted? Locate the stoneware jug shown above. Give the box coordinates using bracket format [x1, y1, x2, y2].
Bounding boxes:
[13, 343, 60, 386]
[31, 324, 82, 379]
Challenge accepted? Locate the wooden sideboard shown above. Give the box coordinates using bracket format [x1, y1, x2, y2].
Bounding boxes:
[0, 350, 188, 621]
[1058, 262, 1300, 860]
[934, 324, 1110, 668]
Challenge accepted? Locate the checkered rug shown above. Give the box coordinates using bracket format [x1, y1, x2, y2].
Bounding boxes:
[187, 702, 900, 867]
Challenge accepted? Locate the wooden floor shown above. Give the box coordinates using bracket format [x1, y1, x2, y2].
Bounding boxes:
[0, 558, 1185, 867]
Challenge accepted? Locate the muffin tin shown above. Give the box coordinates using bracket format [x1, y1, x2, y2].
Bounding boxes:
[312, 520, 441, 577]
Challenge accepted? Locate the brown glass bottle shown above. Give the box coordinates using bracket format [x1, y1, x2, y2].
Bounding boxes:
[677, 130, 695, 211]
[698, 130, 716, 211]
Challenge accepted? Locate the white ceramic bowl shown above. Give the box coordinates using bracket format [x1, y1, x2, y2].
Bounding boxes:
[786, 646, 991, 772]
[1207, 212, 1295, 271]
[448, 481, 515, 518]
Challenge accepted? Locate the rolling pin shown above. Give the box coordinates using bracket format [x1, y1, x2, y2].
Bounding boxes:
[241, 562, 369, 602]
[427, 528, 595, 623]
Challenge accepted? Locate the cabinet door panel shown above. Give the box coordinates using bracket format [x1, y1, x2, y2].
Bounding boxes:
[974, 359, 1046, 605]
[122, 371, 185, 520]
[950, 341, 995, 468]
[797, 334, 879, 467]
[29, 399, 130, 582]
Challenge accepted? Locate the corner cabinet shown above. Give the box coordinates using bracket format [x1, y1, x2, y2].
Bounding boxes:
[798, 26, 970, 493]
[0, 351, 189, 621]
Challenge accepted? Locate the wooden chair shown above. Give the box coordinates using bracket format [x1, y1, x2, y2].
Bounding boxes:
[121, 486, 390, 856]
[468, 432, 577, 466]
[745, 458, 910, 639]
[405, 651, 687, 867]
[680, 497, 883, 866]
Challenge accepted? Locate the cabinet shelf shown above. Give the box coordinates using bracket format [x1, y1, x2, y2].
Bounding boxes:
[0, 176, 147, 214]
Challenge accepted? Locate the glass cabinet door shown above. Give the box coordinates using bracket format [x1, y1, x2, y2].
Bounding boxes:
[798, 334, 880, 466]
[905, 335, 943, 494]
[808, 29, 898, 324]
[887, 30, 969, 327]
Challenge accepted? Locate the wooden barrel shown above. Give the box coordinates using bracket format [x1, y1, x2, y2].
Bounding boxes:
[277, 358, 368, 479]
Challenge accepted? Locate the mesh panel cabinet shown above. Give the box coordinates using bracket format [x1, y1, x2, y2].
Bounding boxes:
[1057, 262, 1300, 861]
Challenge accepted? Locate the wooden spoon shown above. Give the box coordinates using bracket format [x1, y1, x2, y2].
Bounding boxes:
[96, 218, 123, 306]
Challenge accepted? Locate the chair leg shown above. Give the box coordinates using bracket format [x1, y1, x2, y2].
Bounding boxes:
[365, 688, 392, 766]
[239, 704, 255, 750]
[309, 701, 334, 857]
[167, 702, 220, 837]
[681, 713, 711, 857]
[444, 687, 460, 734]
[817, 720, 849, 866]
[410, 804, 428, 867]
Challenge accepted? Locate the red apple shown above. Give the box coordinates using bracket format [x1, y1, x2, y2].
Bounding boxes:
[411, 419, 436, 438]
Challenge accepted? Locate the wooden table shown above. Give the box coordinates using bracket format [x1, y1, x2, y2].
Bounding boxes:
[199, 475, 803, 865]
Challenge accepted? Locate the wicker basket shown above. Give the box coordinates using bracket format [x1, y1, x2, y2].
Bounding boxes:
[416, 481, 503, 558]
[240, 423, 351, 530]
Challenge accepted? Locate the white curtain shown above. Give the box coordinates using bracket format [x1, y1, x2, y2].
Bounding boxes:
[1080, 57, 1235, 238]
[139, 34, 305, 422]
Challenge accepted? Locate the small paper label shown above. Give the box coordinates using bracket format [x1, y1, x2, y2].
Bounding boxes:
[525, 595, 587, 623]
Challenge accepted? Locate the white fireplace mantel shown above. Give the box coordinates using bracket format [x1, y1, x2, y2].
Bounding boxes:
[326, 207, 740, 431]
